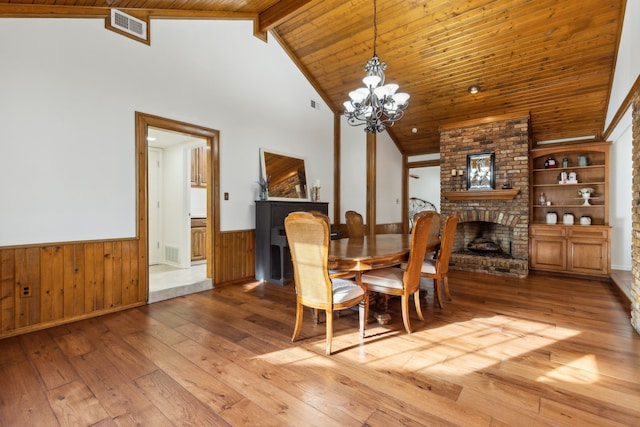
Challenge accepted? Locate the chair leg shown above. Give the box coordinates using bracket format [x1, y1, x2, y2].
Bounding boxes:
[325, 309, 333, 355]
[359, 294, 368, 338]
[434, 277, 444, 309]
[413, 290, 424, 321]
[292, 301, 304, 342]
[312, 308, 320, 324]
[443, 274, 452, 301]
[400, 294, 412, 334]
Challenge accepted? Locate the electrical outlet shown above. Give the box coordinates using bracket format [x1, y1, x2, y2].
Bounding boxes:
[224, 192, 229, 200]
[21, 285, 31, 297]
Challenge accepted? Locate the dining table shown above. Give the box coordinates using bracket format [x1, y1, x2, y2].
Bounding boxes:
[328, 233, 440, 324]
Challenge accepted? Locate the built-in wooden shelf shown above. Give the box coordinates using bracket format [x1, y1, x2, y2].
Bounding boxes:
[442, 189, 520, 200]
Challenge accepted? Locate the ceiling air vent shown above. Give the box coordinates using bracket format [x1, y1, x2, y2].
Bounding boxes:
[106, 9, 150, 45]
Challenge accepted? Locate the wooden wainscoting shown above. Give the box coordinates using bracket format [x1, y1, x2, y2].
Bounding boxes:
[0, 229, 256, 339]
[216, 229, 255, 285]
[0, 239, 146, 339]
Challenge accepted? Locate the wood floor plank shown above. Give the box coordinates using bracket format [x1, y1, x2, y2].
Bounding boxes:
[46, 380, 110, 426]
[0, 360, 59, 426]
[0, 270, 638, 426]
[92, 404, 174, 427]
[19, 329, 79, 390]
[70, 349, 155, 419]
[120, 330, 245, 414]
[134, 370, 230, 426]
[538, 397, 629, 427]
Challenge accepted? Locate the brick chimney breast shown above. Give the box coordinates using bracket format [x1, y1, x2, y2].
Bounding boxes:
[440, 113, 530, 278]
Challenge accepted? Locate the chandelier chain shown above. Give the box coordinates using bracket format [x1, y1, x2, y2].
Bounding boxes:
[372, 0, 377, 57]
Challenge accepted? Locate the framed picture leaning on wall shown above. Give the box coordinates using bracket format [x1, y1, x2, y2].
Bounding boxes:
[467, 152, 495, 190]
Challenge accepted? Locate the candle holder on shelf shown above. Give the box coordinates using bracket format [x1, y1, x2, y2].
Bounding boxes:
[310, 186, 321, 202]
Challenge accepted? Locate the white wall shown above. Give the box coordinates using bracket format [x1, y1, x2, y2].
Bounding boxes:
[609, 110, 633, 270]
[0, 18, 334, 246]
[409, 153, 441, 212]
[605, 1, 640, 129]
[409, 167, 441, 212]
[340, 117, 367, 221]
[605, 0, 640, 271]
[339, 119, 403, 225]
[376, 131, 403, 224]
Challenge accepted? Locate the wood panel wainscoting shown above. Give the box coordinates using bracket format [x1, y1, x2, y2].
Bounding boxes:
[217, 229, 256, 285]
[0, 239, 147, 339]
[0, 270, 637, 425]
[0, 230, 256, 339]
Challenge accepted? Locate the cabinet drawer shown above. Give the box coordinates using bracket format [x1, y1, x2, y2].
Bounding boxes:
[530, 225, 566, 237]
[191, 218, 207, 227]
[568, 227, 609, 240]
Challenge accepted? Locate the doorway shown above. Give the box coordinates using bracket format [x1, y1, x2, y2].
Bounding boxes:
[406, 158, 441, 229]
[135, 112, 220, 303]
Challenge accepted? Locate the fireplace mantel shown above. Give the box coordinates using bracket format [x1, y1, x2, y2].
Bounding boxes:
[443, 189, 520, 200]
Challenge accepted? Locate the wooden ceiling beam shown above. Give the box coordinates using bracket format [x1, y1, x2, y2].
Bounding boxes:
[0, 4, 255, 20]
[255, 0, 314, 37]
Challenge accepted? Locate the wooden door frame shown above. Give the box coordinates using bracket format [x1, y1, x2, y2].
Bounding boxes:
[135, 112, 221, 293]
[405, 158, 440, 233]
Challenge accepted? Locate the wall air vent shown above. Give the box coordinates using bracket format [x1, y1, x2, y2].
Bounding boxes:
[165, 246, 179, 264]
[106, 9, 150, 45]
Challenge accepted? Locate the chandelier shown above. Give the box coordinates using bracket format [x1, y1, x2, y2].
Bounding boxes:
[343, 0, 410, 133]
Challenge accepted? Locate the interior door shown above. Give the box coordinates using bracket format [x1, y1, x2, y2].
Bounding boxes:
[148, 147, 162, 264]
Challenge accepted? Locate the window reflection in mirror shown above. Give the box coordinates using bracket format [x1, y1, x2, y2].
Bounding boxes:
[260, 148, 309, 200]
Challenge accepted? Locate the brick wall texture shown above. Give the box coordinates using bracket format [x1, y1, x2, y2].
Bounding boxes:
[440, 115, 530, 277]
[632, 88, 640, 334]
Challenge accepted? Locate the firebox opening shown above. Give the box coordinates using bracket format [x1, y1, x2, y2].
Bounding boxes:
[454, 221, 514, 259]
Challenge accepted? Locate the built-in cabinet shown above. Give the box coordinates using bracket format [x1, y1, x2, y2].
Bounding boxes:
[529, 141, 610, 277]
[191, 217, 206, 261]
[255, 200, 328, 285]
[191, 146, 207, 188]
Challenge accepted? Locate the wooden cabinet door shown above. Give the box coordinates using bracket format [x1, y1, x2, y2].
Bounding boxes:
[197, 147, 207, 187]
[568, 239, 609, 275]
[530, 237, 566, 271]
[191, 147, 207, 188]
[191, 226, 206, 261]
[191, 148, 199, 187]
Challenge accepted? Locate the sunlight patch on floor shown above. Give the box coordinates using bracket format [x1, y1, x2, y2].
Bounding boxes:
[537, 354, 600, 384]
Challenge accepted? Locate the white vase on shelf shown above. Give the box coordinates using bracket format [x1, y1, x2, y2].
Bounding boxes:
[582, 192, 591, 206]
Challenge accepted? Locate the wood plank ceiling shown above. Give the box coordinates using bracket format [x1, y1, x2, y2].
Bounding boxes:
[0, 0, 625, 155]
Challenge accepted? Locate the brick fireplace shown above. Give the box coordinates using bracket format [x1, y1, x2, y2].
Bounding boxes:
[440, 113, 530, 278]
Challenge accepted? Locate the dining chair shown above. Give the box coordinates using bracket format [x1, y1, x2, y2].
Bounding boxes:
[420, 213, 459, 309]
[361, 211, 435, 334]
[425, 211, 442, 259]
[345, 210, 365, 238]
[308, 210, 330, 228]
[284, 211, 367, 355]
[309, 210, 355, 281]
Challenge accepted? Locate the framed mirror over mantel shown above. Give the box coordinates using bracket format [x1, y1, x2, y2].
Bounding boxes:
[260, 148, 309, 201]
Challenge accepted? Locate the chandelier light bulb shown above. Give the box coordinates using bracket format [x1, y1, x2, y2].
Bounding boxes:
[363, 75, 382, 88]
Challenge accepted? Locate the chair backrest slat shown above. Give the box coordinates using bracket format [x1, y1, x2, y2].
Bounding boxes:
[404, 211, 435, 294]
[436, 213, 459, 274]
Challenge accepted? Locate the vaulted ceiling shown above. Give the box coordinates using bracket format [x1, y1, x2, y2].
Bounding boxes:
[0, 0, 626, 155]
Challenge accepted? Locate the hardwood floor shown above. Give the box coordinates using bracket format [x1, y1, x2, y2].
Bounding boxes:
[1, 270, 638, 426]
